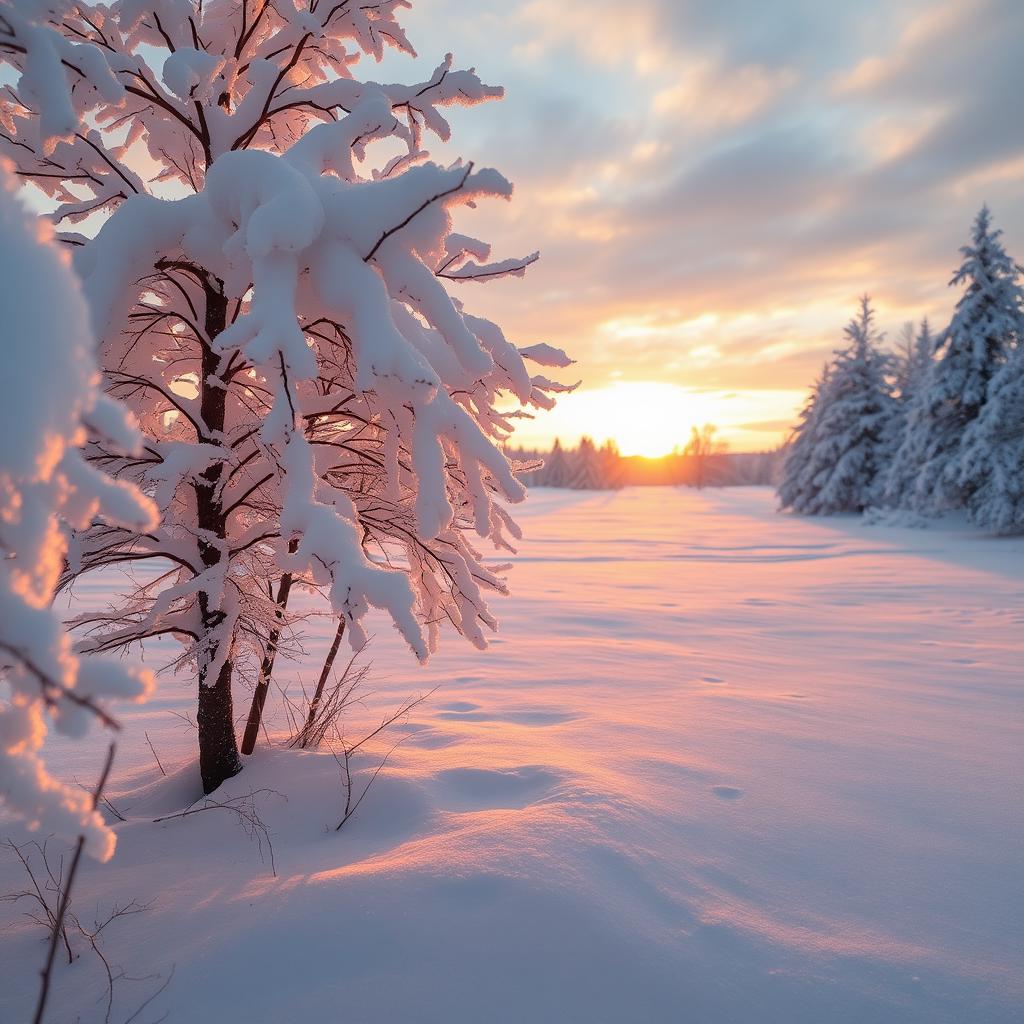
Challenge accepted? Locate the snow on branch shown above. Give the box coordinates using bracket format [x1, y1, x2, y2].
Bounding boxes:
[1, 0, 575, 791]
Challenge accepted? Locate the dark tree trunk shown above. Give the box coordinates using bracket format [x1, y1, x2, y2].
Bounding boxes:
[302, 618, 346, 740]
[194, 275, 242, 793]
[240, 568, 294, 756]
[198, 657, 241, 793]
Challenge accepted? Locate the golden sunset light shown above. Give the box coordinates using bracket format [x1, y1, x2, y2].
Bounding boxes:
[512, 381, 804, 457]
[2, 1, 1022, 1022]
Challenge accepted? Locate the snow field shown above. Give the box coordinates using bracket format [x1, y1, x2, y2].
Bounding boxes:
[2, 487, 1022, 1023]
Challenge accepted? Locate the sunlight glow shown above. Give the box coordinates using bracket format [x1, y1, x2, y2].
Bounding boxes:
[512, 382, 805, 456]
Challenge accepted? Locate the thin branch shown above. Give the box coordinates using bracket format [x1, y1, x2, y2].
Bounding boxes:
[33, 742, 116, 1024]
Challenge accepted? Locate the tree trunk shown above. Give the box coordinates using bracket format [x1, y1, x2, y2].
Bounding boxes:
[302, 618, 346, 741]
[195, 275, 242, 793]
[198, 657, 241, 793]
[240, 568, 294, 756]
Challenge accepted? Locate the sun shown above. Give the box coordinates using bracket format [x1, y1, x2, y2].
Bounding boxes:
[542, 382, 722, 459]
[507, 380, 805, 456]
[593, 382, 702, 458]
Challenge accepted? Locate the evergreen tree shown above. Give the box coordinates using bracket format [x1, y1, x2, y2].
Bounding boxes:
[599, 440, 626, 489]
[893, 206, 1024, 511]
[780, 298, 896, 514]
[539, 439, 572, 487]
[956, 344, 1024, 533]
[570, 436, 605, 489]
[778, 364, 831, 512]
[883, 318, 934, 506]
[895, 318, 935, 405]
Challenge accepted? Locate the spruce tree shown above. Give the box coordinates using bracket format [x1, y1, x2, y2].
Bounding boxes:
[599, 440, 626, 489]
[539, 439, 572, 487]
[957, 344, 1024, 533]
[780, 298, 896, 514]
[899, 319, 935, 406]
[571, 437, 606, 489]
[897, 206, 1024, 511]
[778, 364, 831, 512]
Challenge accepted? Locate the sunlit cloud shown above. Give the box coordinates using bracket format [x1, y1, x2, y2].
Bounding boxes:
[377, 0, 1024, 451]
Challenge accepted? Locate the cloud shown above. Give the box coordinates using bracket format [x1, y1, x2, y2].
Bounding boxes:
[376, 0, 1024, 445]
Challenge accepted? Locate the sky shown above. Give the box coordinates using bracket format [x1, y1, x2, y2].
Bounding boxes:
[375, 0, 1024, 455]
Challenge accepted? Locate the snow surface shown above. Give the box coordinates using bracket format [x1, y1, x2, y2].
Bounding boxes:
[2, 487, 1022, 1023]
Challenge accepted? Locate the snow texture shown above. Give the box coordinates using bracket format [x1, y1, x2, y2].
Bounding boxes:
[1, 488, 1021, 1022]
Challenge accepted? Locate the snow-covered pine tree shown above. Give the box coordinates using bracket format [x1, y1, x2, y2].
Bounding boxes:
[890, 206, 1024, 513]
[598, 439, 625, 489]
[777, 363, 831, 513]
[0, 0, 157, 853]
[883, 318, 933, 506]
[892, 318, 935, 405]
[956, 342, 1024, 533]
[1, 0, 571, 793]
[537, 439, 572, 487]
[570, 436, 605, 489]
[780, 298, 895, 514]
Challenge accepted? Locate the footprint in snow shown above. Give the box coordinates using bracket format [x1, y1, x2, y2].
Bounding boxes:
[712, 786, 744, 801]
[435, 704, 579, 726]
[437, 701, 480, 713]
[435, 766, 560, 811]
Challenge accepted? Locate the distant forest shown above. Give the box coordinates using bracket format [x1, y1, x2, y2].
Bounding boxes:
[507, 432, 781, 490]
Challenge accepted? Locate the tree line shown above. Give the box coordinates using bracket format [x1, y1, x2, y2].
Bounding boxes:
[509, 431, 780, 489]
[779, 205, 1024, 534]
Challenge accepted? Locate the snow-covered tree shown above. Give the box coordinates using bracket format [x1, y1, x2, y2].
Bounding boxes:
[777, 363, 831, 513]
[888, 206, 1024, 512]
[1, 0, 570, 793]
[570, 436, 604, 489]
[0, 1, 157, 856]
[598, 439, 625, 489]
[779, 298, 896, 514]
[892, 318, 934, 405]
[883, 318, 933, 506]
[682, 423, 724, 489]
[535, 438, 572, 487]
[956, 343, 1024, 533]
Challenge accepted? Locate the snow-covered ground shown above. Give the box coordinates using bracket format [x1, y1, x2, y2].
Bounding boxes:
[3, 487, 1022, 1023]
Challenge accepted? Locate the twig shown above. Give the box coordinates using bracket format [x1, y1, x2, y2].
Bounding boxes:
[123, 964, 175, 1024]
[335, 739, 403, 831]
[302, 617, 346, 736]
[144, 732, 166, 776]
[75, 778, 126, 822]
[1, 839, 73, 963]
[345, 688, 436, 759]
[4, 834, 169, 1023]
[33, 741, 116, 1024]
[153, 790, 282, 876]
[72, 899, 151, 1024]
